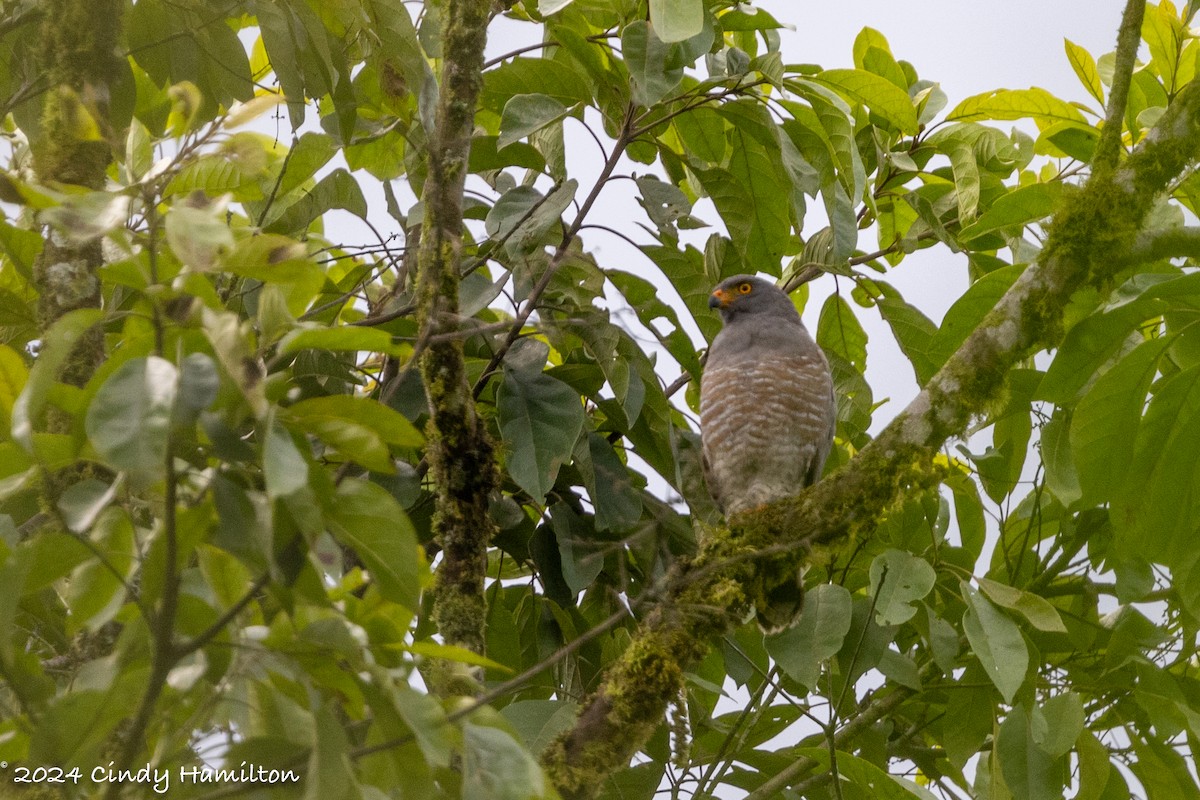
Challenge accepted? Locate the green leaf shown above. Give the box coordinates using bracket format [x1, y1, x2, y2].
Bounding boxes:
[12, 308, 104, 451]
[649, 0, 703, 43]
[958, 182, 1064, 242]
[85, 357, 178, 485]
[1070, 338, 1167, 503]
[277, 133, 338, 198]
[869, 550, 936, 626]
[928, 264, 1024, 373]
[765, 583, 852, 688]
[57, 478, 119, 534]
[835, 750, 938, 799]
[165, 198, 235, 272]
[65, 507, 134, 634]
[998, 704, 1064, 800]
[263, 418, 309, 499]
[696, 129, 792, 271]
[280, 326, 408, 357]
[1065, 39, 1105, 107]
[1112, 363, 1200, 562]
[284, 395, 423, 472]
[485, 181, 578, 257]
[817, 293, 868, 372]
[399, 640, 512, 672]
[947, 87, 1087, 125]
[1143, 2, 1188, 94]
[622, 21, 684, 107]
[0, 344, 29, 426]
[463, 723, 546, 800]
[481, 58, 593, 115]
[326, 480, 424, 610]
[978, 577, 1068, 633]
[673, 107, 728, 164]
[1033, 692, 1084, 758]
[581, 433, 642, 532]
[497, 340, 585, 501]
[1040, 412, 1082, 506]
[946, 138, 981, 221]
[305, 703, 357, 800]
[813, 68, 919, 134]
[962, 581, 1028, 703]
[1132, 737, 1200, 800]
[498, 94, 570, 149]
[502, 700, 580, 754]
[875, 286, 939, 385]
[264, 169, 368, 234]
[853, 27, 908, 89]
[1076, 730, 1113, 800]
[39, 192, 131, 245]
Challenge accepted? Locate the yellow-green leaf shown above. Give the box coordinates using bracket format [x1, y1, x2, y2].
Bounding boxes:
[1064, 39, 1105, 107]
[813, 69, 919, 134]
[947, 87, 1086, 126]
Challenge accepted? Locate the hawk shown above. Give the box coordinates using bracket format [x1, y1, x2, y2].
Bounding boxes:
[699, 274, 836, 629]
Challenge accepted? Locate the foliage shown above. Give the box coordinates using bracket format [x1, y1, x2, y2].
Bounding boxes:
[2, 0, 1200, 798]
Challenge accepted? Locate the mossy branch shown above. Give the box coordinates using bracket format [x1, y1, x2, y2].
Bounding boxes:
[1123, 225, 1200, 264]
[1094, 0, 1146, 169]
[414, 0, 497, 694]
[32, 0, 123, 402]
[541, 80, 1200, 800]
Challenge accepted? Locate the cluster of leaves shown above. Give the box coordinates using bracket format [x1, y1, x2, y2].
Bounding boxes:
[2, 0, 1200, 798]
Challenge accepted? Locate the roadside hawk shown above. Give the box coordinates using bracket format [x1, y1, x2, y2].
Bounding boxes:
[700, 275, 836, 629]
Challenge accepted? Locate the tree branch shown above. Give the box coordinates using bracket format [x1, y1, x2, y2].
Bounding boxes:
[1094, 0, 1145, 169]
[540, 79, 1200, 800]
[1122, 225, 1200, 264]
[414, 0, 497, 695]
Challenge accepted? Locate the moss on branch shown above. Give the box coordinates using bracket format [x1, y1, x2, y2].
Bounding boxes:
[414, 0, 497, 692]
[32, 0, 123, 379]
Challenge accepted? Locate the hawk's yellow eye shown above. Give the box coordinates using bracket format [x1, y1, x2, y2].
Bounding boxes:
[738, 282, 752, 294]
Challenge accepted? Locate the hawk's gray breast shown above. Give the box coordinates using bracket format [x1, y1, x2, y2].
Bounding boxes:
[700, 275, 835, 518]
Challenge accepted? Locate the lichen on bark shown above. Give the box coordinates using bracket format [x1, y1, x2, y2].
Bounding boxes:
[30, 0, 124, 483]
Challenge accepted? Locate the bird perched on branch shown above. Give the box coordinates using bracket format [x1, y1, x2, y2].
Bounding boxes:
[699, 274, 836, 630]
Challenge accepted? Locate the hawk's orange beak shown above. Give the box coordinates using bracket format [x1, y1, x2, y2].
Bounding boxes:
[709, 288, 732, 309]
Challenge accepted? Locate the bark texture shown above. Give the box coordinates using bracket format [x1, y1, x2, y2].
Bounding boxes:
[414, 0, 498, 695]
[32, 0, 123, 382]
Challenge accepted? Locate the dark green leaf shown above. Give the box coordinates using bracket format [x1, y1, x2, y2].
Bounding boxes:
[622, 21, 684, 106]
[765, 583, 852, 689]
[998, 704, 1063, 800]
[962, 581, 1028, 703]
[1071, 338, 1167, 503]
[498, 340, 585, 501]
[498, 94, 570, 149]
[13, 309, 104, 450]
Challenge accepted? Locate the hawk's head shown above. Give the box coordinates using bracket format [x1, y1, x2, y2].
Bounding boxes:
[708, 274, 797, 324]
